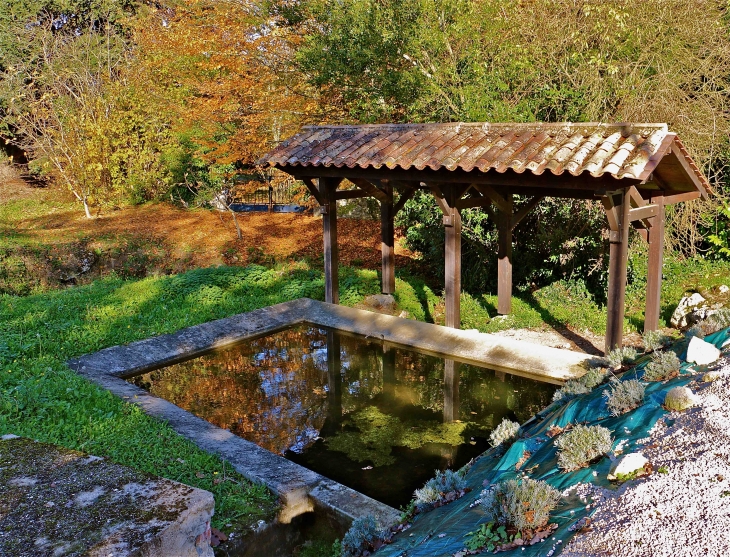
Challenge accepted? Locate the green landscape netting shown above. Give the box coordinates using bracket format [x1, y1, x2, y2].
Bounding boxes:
[377, 328, 730, 557]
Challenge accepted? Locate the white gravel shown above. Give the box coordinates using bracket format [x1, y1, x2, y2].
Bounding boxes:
[562, 356, 730, 557]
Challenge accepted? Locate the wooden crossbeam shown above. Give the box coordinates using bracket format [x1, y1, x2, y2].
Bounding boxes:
[455, 194, 491, 210]
[472, 184, 511, 213]
[335, 189, 369, 200]
[349, 178, 390, 203]
[428, 183, 452, 215]
[286, 164, 639, 191]
[626, 186, 648, 209]
[628, 204, 659, 222]
[511, 196, 544, 230]
[663, 191, 701, 205]
[301, 177, 324, 205]
[393, 187, 416, 214]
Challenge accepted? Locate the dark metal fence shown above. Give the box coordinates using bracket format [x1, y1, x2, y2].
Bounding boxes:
[237, 181, 301, 206]
[229, 174, 308, 213]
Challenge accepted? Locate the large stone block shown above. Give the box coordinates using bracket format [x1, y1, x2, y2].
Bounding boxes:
[0, 435, 214, 557]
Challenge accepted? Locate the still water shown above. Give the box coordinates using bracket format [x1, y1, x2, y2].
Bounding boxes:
[130, 325, 555, 508]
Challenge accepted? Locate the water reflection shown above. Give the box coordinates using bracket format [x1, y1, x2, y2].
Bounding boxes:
[130, 325, 555, 508]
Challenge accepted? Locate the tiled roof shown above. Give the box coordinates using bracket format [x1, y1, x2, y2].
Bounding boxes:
[261, 122, 707, 188]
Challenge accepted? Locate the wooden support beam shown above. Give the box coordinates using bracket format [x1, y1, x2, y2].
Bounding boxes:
[426, 182, 464, 329]
[393, 187, 415, 214]
[662, 191, 701, 205]
[497, 194, 514, 315]
[628, 204, 659, 223]
[301, 177, 324, 206]
[349, 178, 389, 203]
[511, 196, 544, 230]
[335, 189, 369, 200]
[455, 196, 487, 210]
[644, 195, 665, 333]
[380, 181, 395, 294]
[428, 183, 451, 215]
[602, 190, 630, 353]
[472, 183, 511, 213]
[444, 201, 462, 328]
[322, 177, 341, 304]
[285, 164, 639, 191]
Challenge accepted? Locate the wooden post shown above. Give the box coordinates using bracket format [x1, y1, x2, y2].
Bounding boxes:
[322, 177, 339, 304]
[321, 329, 342, 436]
[381, 345, 396, 404]
[380, 182, 395, 294]
[443, 359, 459, 423]
[497, 194, 514, 315]
[644, 194, 665, 332]
[603, 190, 630, 353]
[444, 198, 462, 329]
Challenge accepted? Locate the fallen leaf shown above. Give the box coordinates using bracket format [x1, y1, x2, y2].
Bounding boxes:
[196, 471, 206, 478]
[211, 527, 228, 544]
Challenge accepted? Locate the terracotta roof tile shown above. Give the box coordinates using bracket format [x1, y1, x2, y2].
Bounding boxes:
[260, 122, 709, 190]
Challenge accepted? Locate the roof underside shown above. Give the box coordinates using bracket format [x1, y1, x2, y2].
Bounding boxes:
[262, 122, 709, 196]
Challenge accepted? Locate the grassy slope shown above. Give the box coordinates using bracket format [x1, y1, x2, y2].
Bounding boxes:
[0, 263, 385, 531]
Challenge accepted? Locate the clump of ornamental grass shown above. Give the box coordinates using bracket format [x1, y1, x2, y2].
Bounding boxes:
[490, 418, 520, 447]
[606, 346, 639, 369]
[480, 478, 561, 536]
[603, 377, 646, 416]
[642, 330, 672, 352]
[413, 468, 468, 512]
[643, 350, 681, 382]
[341, 516, 386, 557]
[552, 367, 609, 403]
[554, 424, 613, 471]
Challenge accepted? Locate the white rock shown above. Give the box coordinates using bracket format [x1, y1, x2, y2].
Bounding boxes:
[671, 293, 707, 328]
[664, 386, 699, 411]
[608, 452, 648, 479]
[686, 336, 721, 366]
[1, 434, 19, 441]
[719, 284, 729, 294]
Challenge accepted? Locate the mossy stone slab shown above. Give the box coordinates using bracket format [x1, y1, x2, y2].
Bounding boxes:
[0, 435, 214, 557]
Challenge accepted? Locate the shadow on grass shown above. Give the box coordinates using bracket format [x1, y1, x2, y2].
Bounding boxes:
[473, 290, 605, 356]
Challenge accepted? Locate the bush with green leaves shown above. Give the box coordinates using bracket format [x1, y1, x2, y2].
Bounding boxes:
[643, 350, 681, 382]
[606, 346, 639, 369]
[341, 516, 385, 557]
[552, 367, 608, 403]
[489, 418, 520, 448]
[603, 378, 646, 417]
[642, 330, 672, 352]
[465, 522, 514, 552]
[413, 468, 468, 512]
[555, 425, 613, 471]
[480, 478, 561, 536]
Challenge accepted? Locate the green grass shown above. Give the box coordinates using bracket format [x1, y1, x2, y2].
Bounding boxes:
[0, 262, 383, 531]
[395, 253, 730, 337]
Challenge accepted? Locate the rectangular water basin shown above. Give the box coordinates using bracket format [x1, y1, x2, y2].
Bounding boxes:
[128, 324, 555, 508]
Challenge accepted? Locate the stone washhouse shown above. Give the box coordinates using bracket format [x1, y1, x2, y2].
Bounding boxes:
[260, 122, 710, 353]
